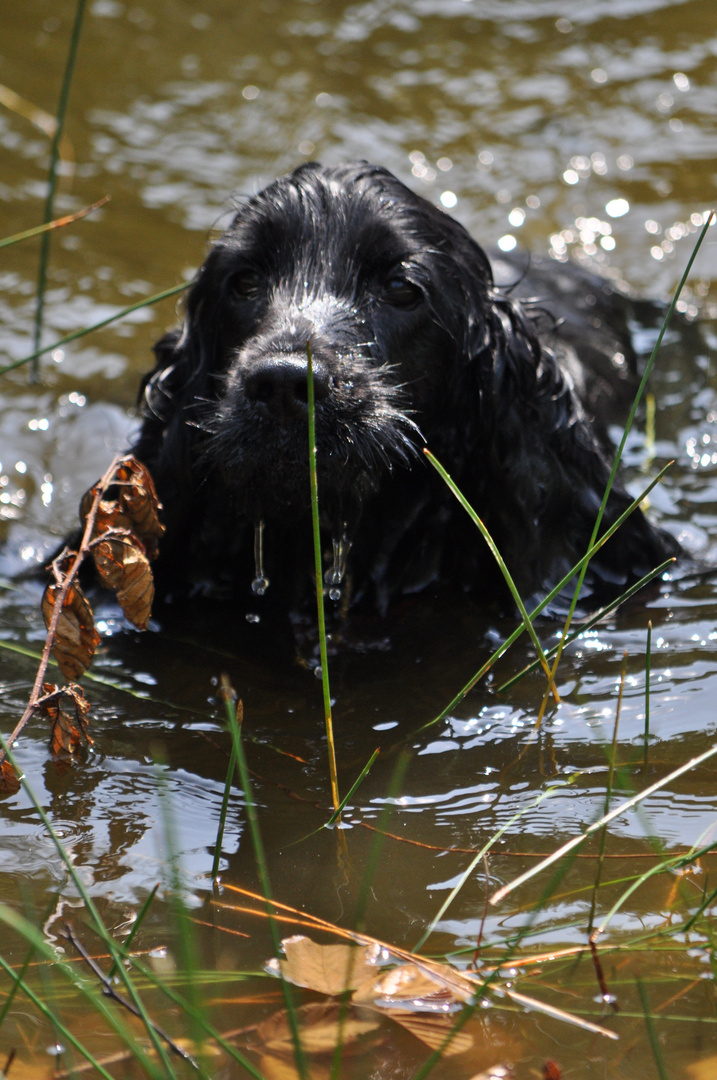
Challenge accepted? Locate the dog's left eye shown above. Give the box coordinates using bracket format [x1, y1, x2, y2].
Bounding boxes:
[228, 268, 262, 300]
[382, 276, 422, 309]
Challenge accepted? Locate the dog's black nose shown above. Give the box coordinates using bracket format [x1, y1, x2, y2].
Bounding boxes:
[244, 355, 331, 420]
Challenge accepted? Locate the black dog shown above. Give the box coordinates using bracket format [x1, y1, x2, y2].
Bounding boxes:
[131, 161, 680, 614]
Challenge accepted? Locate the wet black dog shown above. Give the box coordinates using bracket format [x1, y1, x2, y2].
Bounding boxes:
[132, 161, 680, 613]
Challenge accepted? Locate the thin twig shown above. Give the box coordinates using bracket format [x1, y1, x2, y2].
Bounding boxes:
[0, 454, 124, 763]
[61, 923, 198, 1068]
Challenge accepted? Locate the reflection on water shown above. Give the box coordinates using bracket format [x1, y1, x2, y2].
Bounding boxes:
[2, 0, 717, 1076]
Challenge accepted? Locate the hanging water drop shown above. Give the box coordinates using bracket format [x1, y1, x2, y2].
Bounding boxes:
[323, 532, 351, 602]
[251, 520, 269, 595]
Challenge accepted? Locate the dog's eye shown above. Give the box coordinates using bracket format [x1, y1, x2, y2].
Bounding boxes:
[383, 276, 422, 309]
[228, 268, 262, 300]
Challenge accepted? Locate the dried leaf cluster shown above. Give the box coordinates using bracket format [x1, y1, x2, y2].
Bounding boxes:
[0, 456, 163, 789]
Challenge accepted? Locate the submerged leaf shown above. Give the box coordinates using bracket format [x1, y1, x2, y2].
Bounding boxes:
[256, 1002, 379, 1057]
[272, 935, 380, 997]
[42, 582, 100, 680]
[388, 1010, 473, 1056]
[93, 538, 154, 630]
[0, 759, 20, 795]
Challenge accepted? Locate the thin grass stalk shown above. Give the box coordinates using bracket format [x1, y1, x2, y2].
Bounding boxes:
[536, 210, 714, 714]
[218, 677, 309, 1080]
[644, 620, 653, 773]
[414, 775, 584, 952]
[0, 197, 109, 252]
[588, 652, 627, 934]
[0, 738, 177, 1080]
[1, 281, 189, 378]
[490, 739, 717, 906]
[0, 954, 118, 1080]
[424, 449, 558, 701]
[636, 977, 670, 1080]
[0, 910, 163, 1080]
[496, 559, 672, 694]
[211, 744, 238, 879]
[306, 344, 340, 813]
[326, 747, 379, 826]
[107, 882, 160, 981]
[152, 757, 206, 1061]
[32, 0, 88, 380]
[420, 464, 672, 732]
[593, 837, 717, 941]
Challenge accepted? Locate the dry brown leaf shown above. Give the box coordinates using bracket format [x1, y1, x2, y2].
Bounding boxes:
[274, 935, 380, 997]
[40, 683, 93, 759]
[42, 582, 100, 680]
[0, 759, 20, 795]
[256, 1002, 380, 1057]
[387, 1010, 473, 1056]
[92, 538, 154, 630]
[114, 458, 164, 558]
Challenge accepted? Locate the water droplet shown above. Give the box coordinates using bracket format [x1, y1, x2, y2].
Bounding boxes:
[324, 531, 351, 599]
[46, 1044, 65, 1057]
[246, 613, 261, 624]
[251, 520, 269, 595]
[314, 666, 322, 679]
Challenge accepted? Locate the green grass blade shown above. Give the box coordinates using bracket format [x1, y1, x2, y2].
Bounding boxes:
[490, 739, 717, 906]
[0, 197, 109, 251]
[306, 343, 340, 813]
[326, 747, 379, 826]
[636, 977, 670, 1080]
[1, 281, 189, 379]
[32, 0, 88, 380]
[211, 744, 238, 880]
[107, 882, 160, 981]
[219, 678, 309, 1080]
[424, 449, 555, 693]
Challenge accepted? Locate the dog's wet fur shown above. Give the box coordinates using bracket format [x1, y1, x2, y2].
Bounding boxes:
[131, 161, 680, 614]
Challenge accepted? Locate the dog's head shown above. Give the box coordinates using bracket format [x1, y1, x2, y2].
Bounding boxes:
[141, 162, 496, 528]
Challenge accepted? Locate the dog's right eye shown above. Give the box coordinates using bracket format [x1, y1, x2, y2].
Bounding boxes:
[382, 275, 423, 309]
[228, 268, 262, 300]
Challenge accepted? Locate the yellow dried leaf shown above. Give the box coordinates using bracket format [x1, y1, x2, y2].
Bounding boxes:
[42, 582, 100, 680]
[276, 935, 379, 996]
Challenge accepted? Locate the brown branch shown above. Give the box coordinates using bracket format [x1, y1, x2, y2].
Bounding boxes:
[0, 455, 125, 765]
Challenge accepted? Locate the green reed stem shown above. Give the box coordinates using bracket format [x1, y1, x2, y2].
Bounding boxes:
[306, 344, 340, 813]
[326, 747, 379, 826]
[0, 738, 176, 1080]
[211, 745, 238, 880]
[425, 449, 557, 699]
[219, 677, 309, 1080]
[588, 651, 627, 934]
[0, 196, 109, 251]
[1, 281, 190, 379]
[538, 210, 714, 710]
[644, 620, 652, 773]
[636, 977, 670, 1080]
[32, 0, 88, 381]
[107, 882, 160, 981]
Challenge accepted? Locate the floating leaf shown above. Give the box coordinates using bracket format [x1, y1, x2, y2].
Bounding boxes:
[272, 935, 380, 997]
[42, 582, 100, 680]
[0, 759, 20, 795]
[40, 683, 93, 759]
[256, 1002, 379, 1058]
[92, 538, 154, 630]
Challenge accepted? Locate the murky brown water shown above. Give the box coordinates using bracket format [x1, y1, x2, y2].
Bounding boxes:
[2, 1, 717, 1077]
